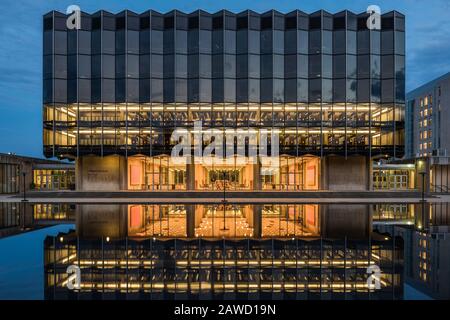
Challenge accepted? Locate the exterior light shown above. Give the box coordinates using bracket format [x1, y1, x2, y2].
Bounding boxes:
[384, 237, 389, 240]
[59, 237, 64, 242]
[106, 237, 110, 242]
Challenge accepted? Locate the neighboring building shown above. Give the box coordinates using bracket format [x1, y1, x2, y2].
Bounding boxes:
[406, 72, 450, 192]
[43, 9, 405, 192]
[0, 153, 75, 194]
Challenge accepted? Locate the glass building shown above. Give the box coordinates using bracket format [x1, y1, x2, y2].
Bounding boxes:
[43, 9, 405, 191]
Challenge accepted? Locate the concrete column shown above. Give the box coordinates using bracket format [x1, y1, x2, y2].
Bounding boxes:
[321, 204, 371, 239]
[322, 155, 370, 191]
[76, 155, 127, 191]
[253, 204, 262, 238]
[320, 156, 328, 190]
[186, 157, 196, 190]
[416, 158, 431, 193]
[252, 161, 262, 191]
[186, 205, 195, 238]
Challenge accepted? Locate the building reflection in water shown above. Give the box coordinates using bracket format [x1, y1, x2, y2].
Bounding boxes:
[44, 204, 405, 300]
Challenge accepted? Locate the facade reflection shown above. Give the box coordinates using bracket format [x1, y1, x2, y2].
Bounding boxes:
[44, 203, 404, 300]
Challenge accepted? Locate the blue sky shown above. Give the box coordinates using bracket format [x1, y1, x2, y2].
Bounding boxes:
[0, 0, 449, 158]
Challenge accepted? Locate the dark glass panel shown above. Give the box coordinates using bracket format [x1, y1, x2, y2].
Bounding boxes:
[297, 54, 308, 78]
[54, 31, 67, 55]
[248, 79, 260, 102]
[223, 54, 236, 78]
[151, 30, 164, 54]
[322, 55, 332, 78]
[212, 30, 223, 54]
[151, 79, 163, 102]
[309, 30, 321, 54]
[140, 29, 150, 54]
[285, 79, 297, 102]
[78, 79, 91, 103]
[285, 30, 297, 55]
[236, 79, 248, 102]
[357, 30, 370, 55]
[261, 55, 273, 78]
[43, 79, 53, 103]
[115, 55, 125, 78]
[43, 31, 53, 55]
[68, 55, 77, 79]
[248, 30, 260, 54]
[102, 79, 115, 102]
[199, 54, 211, 78]
[199, 30, 212, 53]
[371, 79, 381, 102]
[261, 30, 272, 54]
[212, 54, 223, 78]
[67, 79, 77, 103]
[347, 55, 357, 78]
[223, 79, 236, 102]
[273, 79, 284, 102]
[127, 30, 140, 54]
[381, 31, 394, 55]
[188, 54, 199, 78]
[357, 55, 370, 78]
[78, 55, 91, 79]
[176, 54, 188, 78]
[91, 30, 101, 55]
[224, 30, 236, 54]
[322, 79, 332, 102]
[139, 55, 150, 78]
[200, 78, 212, 102]
[371, 30, 380, 54]
[381, 55, 394, 79]
[92, 55, 101, 78]
[115, 30, 125, 54]
[346, 79, 357, 102]
[163, 78, 175, 102]
[395, 31, 405, 55]
[333, 55, 346, 78]
[68, 31, 77, 55]
[53, 55, 67, 79]
[212, 79, 223, 103]
[151, 54, 164, 78]
[188, 78, 199, 102]
[347, 31, 356, 54]
[309, 79, 321, 102]
[333, 79, 346, 102]
[297, 78, 308, 102]
[115, 79, 125, 102]
[163, 29, 174, 54]
[284, 55, 297, 78]
[381, 79, 394, 103]
[273, 55, 284, 78]
[236, 55, 248, 78]
[371, 55, 381, 78]
[54, 79, 67, 103]
[273, 30, 284, 54]
[100, 31, 115, 54]
[79, 31, 91, 54]
[260, 79, 273, 103]
[163, 54, 175, 78]
[176, 78, 188, 102]
[322, 31, 332, 54]
[127, 79, 139, 102]
[91, 79, 100, 103]
[248, 54, 260, 78]
[357, 79, 370, 102]
[333, 31, 346, 55]
[309, 55, 321, 78]
[139, 78, 150, 102]
[236, 30, 248, 54]
[297, 30, 308, 54]
[127, 55, 139, 78]
[43, 55, 53, 79]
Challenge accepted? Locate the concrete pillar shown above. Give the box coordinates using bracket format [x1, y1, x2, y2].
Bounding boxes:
[76, 204, 127, 239]
[253, 204, 262, 238]
[253, 161, 262, 190]
[320, 204, 371, 239]
[321, 155, 371, 191]
[76, 155, 127, 191]
[186, 158, 196, 190]
[186, 205, 195, 238]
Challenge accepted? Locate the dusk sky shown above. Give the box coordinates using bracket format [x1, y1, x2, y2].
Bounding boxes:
[0, 0, 449, 159]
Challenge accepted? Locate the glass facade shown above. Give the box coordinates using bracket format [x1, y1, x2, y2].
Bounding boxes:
[43, 9, 405, 159]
